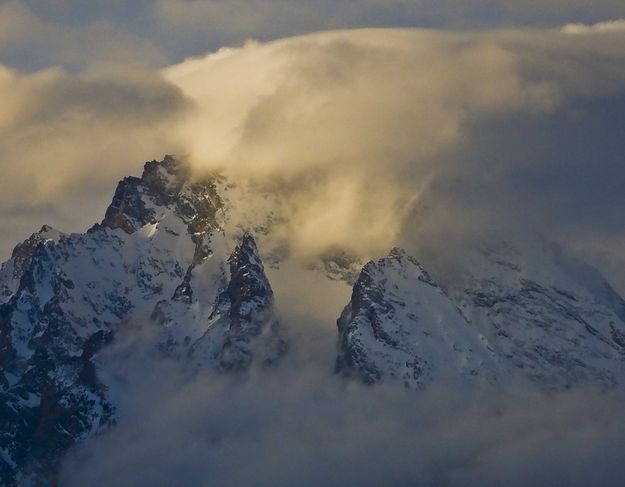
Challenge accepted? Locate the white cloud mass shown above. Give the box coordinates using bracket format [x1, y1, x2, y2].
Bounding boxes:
[3, 27, 625, 282]
[563, 19, 625, 34]
[159, 28, 625, 273]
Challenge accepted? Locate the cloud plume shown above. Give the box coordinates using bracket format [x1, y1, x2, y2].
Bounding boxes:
[3, 26, 625, 288]
[159, 28, 625, 280]
[562, 18, 625, 34]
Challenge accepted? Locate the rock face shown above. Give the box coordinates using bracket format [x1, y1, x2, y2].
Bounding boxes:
[452, 243, 625, 389]
[0, 226, 65, 305]
[337, 244, 625, 390]
[336, 249, 495, 389]
[0, 156, 284, 485]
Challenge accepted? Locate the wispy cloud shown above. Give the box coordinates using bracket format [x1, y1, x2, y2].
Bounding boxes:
[158, 29, 625, 279]
[562, 18, 625, 34]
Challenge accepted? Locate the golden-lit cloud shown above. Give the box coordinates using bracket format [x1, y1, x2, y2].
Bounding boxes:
[2, 27, 625, 281]
[562, 19, 625, 34]
[162, 28, 625, 259]
[0, 63, 189, 253]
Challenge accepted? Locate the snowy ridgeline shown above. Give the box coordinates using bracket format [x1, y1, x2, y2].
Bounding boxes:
[2, 155, 625, 484]
[336, 245, 625, 390]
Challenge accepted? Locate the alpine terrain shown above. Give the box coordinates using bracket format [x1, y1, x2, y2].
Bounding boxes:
[0, 156, 286, 485]
[2, 155, 625, 485]
[337, 243, 625, 390]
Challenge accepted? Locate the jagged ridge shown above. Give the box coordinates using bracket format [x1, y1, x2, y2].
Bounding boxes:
[0, 156, 285, 485]
[337, 244, 625, 391]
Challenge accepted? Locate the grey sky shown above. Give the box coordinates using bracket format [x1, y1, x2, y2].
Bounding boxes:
[3, 0, 625, 70]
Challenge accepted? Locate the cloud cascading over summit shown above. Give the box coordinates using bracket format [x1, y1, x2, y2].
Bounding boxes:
[2, 27, 625, 286]
[160, 28, 625, 279]
[3, 19, 625, 487]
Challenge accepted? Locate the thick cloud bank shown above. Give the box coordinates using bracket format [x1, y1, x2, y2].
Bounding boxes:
[161, 28, 625, 286]
[3, 26, 625, 283]
[164, 29, 559, 260]
[60, 359, 625, 487]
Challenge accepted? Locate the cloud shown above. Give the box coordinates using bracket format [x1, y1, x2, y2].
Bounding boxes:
[562, 18, 625, 34]
[158, 29, 625, 274]
[0, 63, 190, 257]
[1, 25, 625, 485]
[5, 1, 625, 72]
[153, 0, 625, 42]
[0, 2, 166, 70]
[59, 350, 625, 487]
[163, 30, 555, 257]
[4, 26, 625, 288]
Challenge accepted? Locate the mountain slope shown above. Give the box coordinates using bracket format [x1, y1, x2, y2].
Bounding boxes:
[337, 245, 625, 390]
[336, 248, 495, 389]
[451, 242, 625, 389]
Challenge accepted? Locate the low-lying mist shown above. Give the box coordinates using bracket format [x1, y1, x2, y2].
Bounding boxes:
[60, 344, 625, 487]
[58, 261, 625, 487]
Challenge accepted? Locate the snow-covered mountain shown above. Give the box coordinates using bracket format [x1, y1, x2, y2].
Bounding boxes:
[337, 243, 625, 391]
[335, 248, 497, 389]
[451, 242, 625, 389]
[3, 154, 625, 485]
[0, 156, 285, 485]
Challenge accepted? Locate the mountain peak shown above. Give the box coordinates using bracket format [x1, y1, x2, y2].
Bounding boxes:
[0, 225, 66, 302]
[336, 249, 492, 388]
[10, 225, 64, 261]
[0, 159, 279, 484]
[100, 155, 222, 236]
[388, 246, 407, 259]
[141, 154, 189, 200]
[341, 240, 625, 391]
